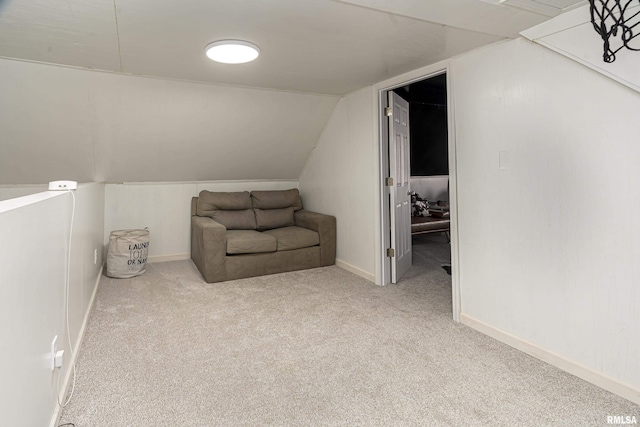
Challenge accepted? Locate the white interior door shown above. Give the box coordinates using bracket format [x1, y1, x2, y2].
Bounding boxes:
[388, 91, 411, 283]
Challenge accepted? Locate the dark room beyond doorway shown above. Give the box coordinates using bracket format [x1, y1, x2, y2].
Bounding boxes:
[394, 73, 448, 177]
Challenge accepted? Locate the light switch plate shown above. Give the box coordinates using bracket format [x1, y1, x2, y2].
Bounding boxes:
[499, 150, 510, 170]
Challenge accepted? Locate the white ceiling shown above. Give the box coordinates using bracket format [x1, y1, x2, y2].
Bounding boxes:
[0, 0, 584, 95]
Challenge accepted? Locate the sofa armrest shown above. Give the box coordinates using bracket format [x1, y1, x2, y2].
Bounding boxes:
[191, 216, 227, 283]
[294, 210, 336, 266]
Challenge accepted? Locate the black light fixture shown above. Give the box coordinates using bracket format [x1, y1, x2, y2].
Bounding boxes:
[589, 0, 640, 63]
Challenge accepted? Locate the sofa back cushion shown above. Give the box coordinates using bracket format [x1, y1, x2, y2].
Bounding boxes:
[196, 191, 257, 230]
[255, 207, 295, 231]
[250, 189, 303, 211]
[197, 191, 252, 214]
[211, 209, 257, 230]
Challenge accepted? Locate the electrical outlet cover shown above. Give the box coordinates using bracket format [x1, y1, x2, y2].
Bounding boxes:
[54, 350, 65, 369]
[51, 335, 58, 371]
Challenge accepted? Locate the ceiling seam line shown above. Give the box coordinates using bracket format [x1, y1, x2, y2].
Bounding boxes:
[329, 0, 516, 39]
[113, 0, 123, 72]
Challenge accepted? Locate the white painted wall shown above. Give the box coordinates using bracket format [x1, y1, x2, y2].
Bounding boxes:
[522, 4, 640, 94]
[104, 180, 298, 260]
[0, 182, 105, 426]
[298, 87, 376, 281]
[0, 57, 338, 185]
[410, 176, 449, 202]
[452, 38, 640, 397]
[0, 185, 48, 201]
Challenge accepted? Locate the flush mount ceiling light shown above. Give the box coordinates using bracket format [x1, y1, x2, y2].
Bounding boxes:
[205, 40, 260, 64]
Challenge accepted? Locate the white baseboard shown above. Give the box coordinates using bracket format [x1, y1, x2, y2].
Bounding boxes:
[148, 253, 190, 263]
[460, 313, 640, 406]
[50, 264, 103, 427]
[335, 258, 375, 283]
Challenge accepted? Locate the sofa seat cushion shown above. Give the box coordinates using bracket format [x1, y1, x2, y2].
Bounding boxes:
[263, 226, 320, 251]
[226, 230, 276, 254]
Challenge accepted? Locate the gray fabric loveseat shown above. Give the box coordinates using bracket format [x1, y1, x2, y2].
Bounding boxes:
[191, 188, 336, 283]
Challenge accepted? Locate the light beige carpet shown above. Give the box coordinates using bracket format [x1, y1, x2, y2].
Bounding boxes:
[60, 235, 639, 426]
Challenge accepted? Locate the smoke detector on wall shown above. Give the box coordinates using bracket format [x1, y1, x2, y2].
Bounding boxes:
[478, 0, 587, 17]
[48, 180, 78, 191]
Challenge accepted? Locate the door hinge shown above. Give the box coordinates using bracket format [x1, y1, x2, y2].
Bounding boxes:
[384, 107, 393, 117]
[386, 248, 395, 257]
[385, 177, 394, 186]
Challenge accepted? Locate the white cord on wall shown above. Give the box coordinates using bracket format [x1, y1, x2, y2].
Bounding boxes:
[57, 189, 77, 408]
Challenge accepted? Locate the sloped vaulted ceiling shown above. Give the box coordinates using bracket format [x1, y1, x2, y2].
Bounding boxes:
[0, 0, 526, 94]
[0, 58, 338, 184]
[0, 0, 575, 184]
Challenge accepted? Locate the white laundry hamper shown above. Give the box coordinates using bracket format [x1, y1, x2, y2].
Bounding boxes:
[106, 228, 150, 278]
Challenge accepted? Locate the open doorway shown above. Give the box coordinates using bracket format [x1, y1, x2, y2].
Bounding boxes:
[394, 73, 451, 277]
[380, 72, 454, 306]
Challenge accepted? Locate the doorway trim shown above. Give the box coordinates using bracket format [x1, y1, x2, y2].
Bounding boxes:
[372, 58, 461, 322]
